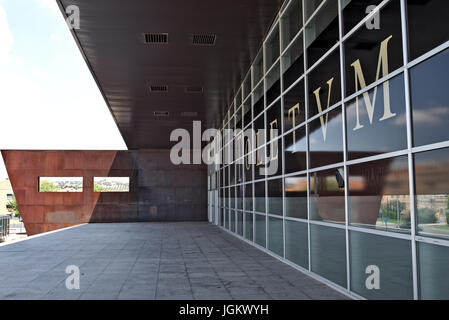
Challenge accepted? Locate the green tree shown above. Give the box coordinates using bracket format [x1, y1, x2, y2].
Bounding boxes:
[39, 180, 59, 192]
[6, 198, 20, 217]
[93, 183, 104, 192]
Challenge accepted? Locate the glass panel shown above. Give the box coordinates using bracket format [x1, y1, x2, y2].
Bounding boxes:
[267, 178, 283, 216]
[244, 183, 253, 211]
[282, 33, 304, 90]
[285, 175, 308, 219]
[225, 209, 229, 230]
[254, 146, 267, 181]
[308, 107, 343, 169]
[265, 25, 280, 71]
[230, 210, 236, 232]
[253, 83, 265, 119]
[236, 185, 243, 210]
[281, 0, 303, 50]
[255, 181, 266, 213]
[305, 0, 339, 68]
[38, 177, 83, 192]
[350, 231, 413, 299]
[310, 224, 347, 287]
[310, 168, 345, 224]
[253, 51, 264, 87]
[243, 100, 252, 129]
[283, 80, 305, 132]
[408, 0, 449, 61]
[284, 126, 307, 174]
[243, 73, 251, 101]
[255, 214, 267, 247]
[243, 151, 253, 183]
[266, 63, 281, 106]
[410, 48, 449, 147]
[304, 0, 325, 20]
[230, 186, 235, 208]
[346, 74, 407, 160]
[285, 220, 309, 268]
[414, 148, 449, 239]
[245, 212, 254, 241]
[342, 0, 383, 35]
[348, 156, 410, 233]
[237, 211, 243, 236]
[266, 137, 282, 177]
[307, 49, 341, 118]
[268, 217, 284, 256]
[235, 106, 242, 130]
[418, 242, 449, 300]
[266, 102, 281, 143]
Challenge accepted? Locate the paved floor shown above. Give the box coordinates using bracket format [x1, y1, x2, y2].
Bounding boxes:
[0, 222, 348, 300]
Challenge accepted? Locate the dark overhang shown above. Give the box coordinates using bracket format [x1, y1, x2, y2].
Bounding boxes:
[58, 0, 284, 149]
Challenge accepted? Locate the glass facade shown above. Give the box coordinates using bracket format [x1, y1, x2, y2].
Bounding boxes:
[209, 0, 449, 299]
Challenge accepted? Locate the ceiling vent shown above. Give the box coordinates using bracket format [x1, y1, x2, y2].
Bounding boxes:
[144, 33, 168, 44]
[153, 111, 170, 117]
[185, 86, 204, 93]
[181, 111, 198, 117]
[150, 85, 168, 93]
[191, 34, 216, 46]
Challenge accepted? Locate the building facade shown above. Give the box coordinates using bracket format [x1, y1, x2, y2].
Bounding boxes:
[208, 0, 449, 300]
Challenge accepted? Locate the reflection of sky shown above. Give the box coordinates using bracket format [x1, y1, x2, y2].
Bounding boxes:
[346, 74, 407, 154]
[41, 177, 82, 183]
[94, 177, 129, 184]
[309, 112, 343, 152]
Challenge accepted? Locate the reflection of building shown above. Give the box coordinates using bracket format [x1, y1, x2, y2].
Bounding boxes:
[0, 179, 14, 215]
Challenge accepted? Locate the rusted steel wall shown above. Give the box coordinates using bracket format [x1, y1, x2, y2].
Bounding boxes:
[2, 150, 207, 236]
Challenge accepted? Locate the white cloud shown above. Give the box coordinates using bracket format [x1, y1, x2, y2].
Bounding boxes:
[0, 5, 14, 64]
[38, 0, 59, 12]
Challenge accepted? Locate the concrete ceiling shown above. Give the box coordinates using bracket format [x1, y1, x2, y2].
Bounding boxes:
[59, 0, 284, 149]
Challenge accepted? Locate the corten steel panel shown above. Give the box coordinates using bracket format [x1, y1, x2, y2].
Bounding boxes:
[2, 150, 207, 235]
[58, 0, 284, 149]
[2, 150, 117, 235]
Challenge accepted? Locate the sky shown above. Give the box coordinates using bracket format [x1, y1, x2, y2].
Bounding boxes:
[0, 0, 127, 180]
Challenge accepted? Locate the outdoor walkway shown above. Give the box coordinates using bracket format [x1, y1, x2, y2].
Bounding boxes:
[0, 222, 349, 300]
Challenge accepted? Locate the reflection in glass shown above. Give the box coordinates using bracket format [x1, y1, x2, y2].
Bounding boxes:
[285, 175, 307, 219]
[283, 81, 305, 132]
[310, 168, 345, 224]
[344, 0, 403, 97]
[410, 48, 449, 147]
[281, 0, 303, 50]
[267, 178, 283, 216]
[305, 0, 339, 68]
[265, 25, 280, 71]
[253, 83, 264, 118]
[284, 126, 307, 174]
[236, 185, 243, 210]
[285, 220, 308, 269]
[244, 183, 253, 211]
[245, 212, 253, 241]
[408, 0, 449, 61]
[255, 181, 266, 213]
[309, 107, 343, 168]
[350, 231, 413, 299]
[346, 75, 407, 160]
[310, 224, 347, 287]
[253, 51, 263, 87]
[255, 214, 267, 247]
[237, 212, 243, 236]
[307, 49, 341, 118]
[418, 242, 449, 300]
[282, 34, 304, 90]
[243, 100, 252, 129]
[414, 148, 449, 239]
[349, 156, 410, 232]
[342, 0, 383, 35]
[268, 217, 284, 257]
[230, 210, 236, 232]
[230, 186, 235, 208]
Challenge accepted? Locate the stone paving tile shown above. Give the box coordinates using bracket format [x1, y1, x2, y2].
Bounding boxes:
[0, 222, 349, 300]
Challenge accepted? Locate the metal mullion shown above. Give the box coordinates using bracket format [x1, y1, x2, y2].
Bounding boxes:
[338, 0, 351, 293]
[302, 0, 312, 273]
[280, 15, 287, 259]
[406, 39, 449, 69]
[400, 0, 419, 300]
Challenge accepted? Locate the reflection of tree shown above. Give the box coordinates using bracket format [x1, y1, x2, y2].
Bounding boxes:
[39, 180, 59, 192]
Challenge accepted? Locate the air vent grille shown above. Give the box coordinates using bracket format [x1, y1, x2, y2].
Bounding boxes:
[153, 111, 170, 117]
[191, 34, 216, 46]
[144, 33, 168, 44]
[150, 85, 168, 93]
[185, 86, 204, 93]
[181, 112, 198, 117]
